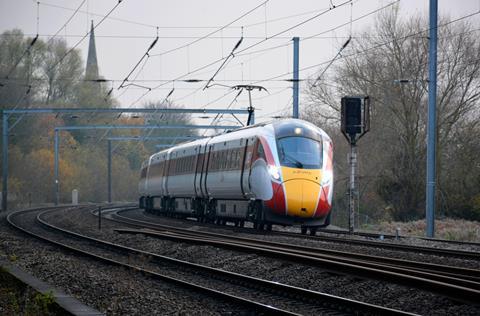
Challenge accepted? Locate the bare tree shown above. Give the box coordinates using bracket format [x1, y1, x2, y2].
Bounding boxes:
[304, 6, 480, 221]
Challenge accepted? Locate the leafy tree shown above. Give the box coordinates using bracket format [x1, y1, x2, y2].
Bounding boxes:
[41, 38, 83, 105]
[0, 29, 45, 108]
[138, 99, 198, 154]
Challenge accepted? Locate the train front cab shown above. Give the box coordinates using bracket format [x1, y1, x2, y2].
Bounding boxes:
[263, 120, 333, 234]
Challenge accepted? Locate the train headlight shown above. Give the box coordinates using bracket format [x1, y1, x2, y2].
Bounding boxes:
[268, 165, 281, 181]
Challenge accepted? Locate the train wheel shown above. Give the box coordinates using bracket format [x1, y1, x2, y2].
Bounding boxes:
[310, 227, 318, 236]
[301, 227, 307, 235]
[266, 223, 272, 231]
[240, 221, 245, 228]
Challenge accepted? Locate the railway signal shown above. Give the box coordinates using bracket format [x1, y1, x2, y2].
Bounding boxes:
[340, 96, 370, 233]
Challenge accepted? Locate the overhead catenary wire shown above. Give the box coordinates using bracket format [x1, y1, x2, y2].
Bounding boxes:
[312, 35, 351, 87]
[149, 0, 269, 58]
[35, 0, 242, 30]
[104, 0, 271, 130]
[132, 1, 350, 108]
[203, 28, 244, 90]
[6, 33, 402, 40]
[115, 54, 151, 99]
[45, 0, 87, 47]
[244, 9, 480, 88]
[136, 87, 176, 147]
[3, 9, 475, 90]
[47, 0, 126, 73]
[205, 88, 244, 136]
[118, 30, 159, 89]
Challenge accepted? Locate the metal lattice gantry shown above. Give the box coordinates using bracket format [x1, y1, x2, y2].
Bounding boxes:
[2, 107, 251, 211]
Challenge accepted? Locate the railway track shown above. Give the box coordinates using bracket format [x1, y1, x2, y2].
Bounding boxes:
[317, 228, 480, 247]
[137, 208, 480, 260]
[7, 205, 413, 315]
[109, 207, 480, 304]
[272, 230, 480, 260]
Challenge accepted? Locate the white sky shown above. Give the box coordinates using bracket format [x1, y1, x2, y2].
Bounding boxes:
[1, 0, 479, 125]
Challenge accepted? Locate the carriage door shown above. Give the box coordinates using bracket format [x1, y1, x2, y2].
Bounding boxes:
[241, 138, 255, 198]
[201, 144, 213, 197]
[194, 145, 204, 197]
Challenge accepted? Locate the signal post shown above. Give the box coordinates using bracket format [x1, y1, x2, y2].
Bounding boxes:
[341, 96, 370, 233]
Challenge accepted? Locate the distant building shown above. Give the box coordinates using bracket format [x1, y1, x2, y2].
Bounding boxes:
[85, 20, 99, 81]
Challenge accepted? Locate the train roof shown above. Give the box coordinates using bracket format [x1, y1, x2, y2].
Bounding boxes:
[147, 118, 330, 160]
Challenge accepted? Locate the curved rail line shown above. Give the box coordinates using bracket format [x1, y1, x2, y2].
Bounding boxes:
[109, 208, 480, 304]
[6, 206, 413, 316]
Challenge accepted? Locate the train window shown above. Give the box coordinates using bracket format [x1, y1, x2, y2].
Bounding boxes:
[227, 150, 231, 170]
[238, 149, 242, 167]
[257, 142, 266, 160]
[211, 151, 216, 170]
[226, 150, 231, 169]
[213, 152, 217, 170]
[277, 137, 322, 169]
[222, 151, 226, 170]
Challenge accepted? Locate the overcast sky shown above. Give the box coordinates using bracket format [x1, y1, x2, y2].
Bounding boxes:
[1, 0, 479, 125]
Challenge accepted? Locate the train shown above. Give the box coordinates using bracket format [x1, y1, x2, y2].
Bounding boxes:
[138, 118, 333, 235]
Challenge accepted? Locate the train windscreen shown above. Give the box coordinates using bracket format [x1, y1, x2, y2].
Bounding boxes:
[277, 137, 322, 169]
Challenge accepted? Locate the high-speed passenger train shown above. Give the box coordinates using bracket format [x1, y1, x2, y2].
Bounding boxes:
[138, 119, 333, 234]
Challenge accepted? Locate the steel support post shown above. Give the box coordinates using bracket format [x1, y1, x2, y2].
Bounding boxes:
[250, 109, 255, 125]
[426, 0, 438, 238]
[292, 37, 300, 119]
[348, 144, 357, 233]
[247, 91, 255, 126]
[2, 112, 8, 211]
[54, 129, 59, 205]
[107, 140, 112, 203]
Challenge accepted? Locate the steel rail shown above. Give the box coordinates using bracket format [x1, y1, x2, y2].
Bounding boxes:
[115, 227, 480, 304]
[107, 210, 480, 304]
[273, 230, 480, 259]
[317, 228, 480, 247]
[112, 209, 480, 280]
[117, 227, 480, 283]
[7, 206, 298, 315]
[131, 208, 480, 259]
[7, 206, 413, 315]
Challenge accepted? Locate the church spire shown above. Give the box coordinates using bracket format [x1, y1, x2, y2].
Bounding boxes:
[85, 20, 99, 80]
